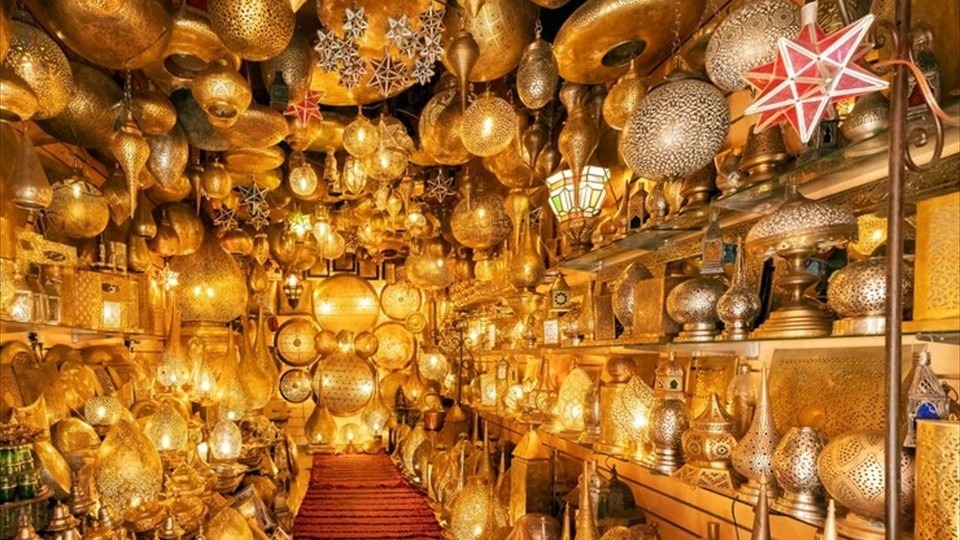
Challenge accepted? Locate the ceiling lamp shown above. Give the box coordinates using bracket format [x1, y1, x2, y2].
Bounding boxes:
[705, 0, 801, 92]
[516, 29, 559, 110]
[406, 238, 455, 292]
[621, 72, 729, 180]
[450, 176, 512, 255]
[1, 20, 73, 120]
[288, 152, 319, 200]
[602, 60, 647, 131]
[168, 232, 248, 324]
[343, 113, 380, 158]
[342, 156, 367, 195]
[191, 60, 252, 127]
[207, 0, 294, 61]
[201, 155, 233, 200]
[110, 106, 149, 214]
[363, 115, 413, 182]
[47, 167, 110, 239]
[461, 92, 518, 157]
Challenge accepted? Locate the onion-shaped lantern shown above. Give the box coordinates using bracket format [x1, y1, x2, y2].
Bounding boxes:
[461, 92, 518, 158]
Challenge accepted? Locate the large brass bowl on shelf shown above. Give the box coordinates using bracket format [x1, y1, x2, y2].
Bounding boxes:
[552, 0, 706, 84]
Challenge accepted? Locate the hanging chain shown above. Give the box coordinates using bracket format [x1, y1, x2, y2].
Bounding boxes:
[534, 18, 542, 39]
[670, 0, 682, 70]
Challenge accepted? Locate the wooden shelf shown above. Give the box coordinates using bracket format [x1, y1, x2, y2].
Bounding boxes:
[0, 318, 164, 344]
[479, 410, 820, 540]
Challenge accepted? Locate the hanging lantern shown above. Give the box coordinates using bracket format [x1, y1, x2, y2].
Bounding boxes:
[110, 107, 150, 213]
[622, 73, 729, 180]
[146, 124, 189, 189]
[168, 232, 247, 323]
[47, 167, 110, 239]
[1, 21, 73, 119]
[207, 0, 294, 61]
[191, 60, 252, 127]
[282, 272, 304, 308]
[445, 29, 480, 113]
[602, 61, 647, 130]
[144, 400, 188, 452]
[84, 396, 123, 428]
[343, 113, 380, 158]
[342, 156, 367, 195]
[418, 351, 449, 383]
[259, 29, 313, 104]
[35, 61, 122, 149]
[545, 166, 609, 222]
[94, 419, 163, 511]
[705, 0, 801, 92]
[323, 148, 340, 192]
[419, 75, 471, 166]
[516, 32, 559, 110]
[406, 239, 455, 292]
[131, 86, 176, 136]
[450, 179, 512, 253]
[157, 302, 191, 389]
[208, 419, 242, 462]
[557, 84, 602, 205]
[201, 155, 233, 200]
[363, 115, 413, 182]
[288, 152, 319, 200]
[461, 92, 518, 158]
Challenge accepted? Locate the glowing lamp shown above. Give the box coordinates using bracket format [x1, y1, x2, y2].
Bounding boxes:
[85, 396, 123, 427]
[288, 152, 319, 199]
[144, 401, 188, 452]
[282, 272, 304, 308]
[545, 166, 609, 221]
[208, 419, 242, 462]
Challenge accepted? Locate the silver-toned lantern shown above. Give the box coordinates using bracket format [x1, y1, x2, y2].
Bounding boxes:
[621, 73, 729, 180]
[705, 0, 801, 92]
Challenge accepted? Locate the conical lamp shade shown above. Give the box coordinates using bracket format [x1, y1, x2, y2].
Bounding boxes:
[731, 365, 780, 503]
[305, 401, 337, 446]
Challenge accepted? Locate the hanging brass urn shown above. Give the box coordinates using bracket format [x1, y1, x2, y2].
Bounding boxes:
[207, 0, 295, 62]
[442, 0, 538, 83]
[1, 20, 74, 119]
[516, 32, 559, 110]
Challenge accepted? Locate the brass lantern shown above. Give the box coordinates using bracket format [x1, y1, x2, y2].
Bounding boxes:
[1, 20, 74, 119]
[132, 86, 177, 136]
[143, 400, 188, 453]
[343, 113, 380, 158]
[94, 419, 163, 511]
[207, 0, 295, 62]
[191, 60, 252, 127]
[35, 61, 122, 149]
[461, 92, 518, 158]
[516, 34, 559, 110]
[47, 168, 110, 239]
[168, 232, 247, 324]
[208, 419, 242, 462]
[110, 107, 151, 212]
[603, 61, 647, 131]
[362, 115, 413, 182]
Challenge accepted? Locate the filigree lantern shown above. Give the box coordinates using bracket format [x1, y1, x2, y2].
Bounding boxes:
[545, 166, 609, 257]
[144, 400, 189, 453]
[622, 72, 729, 180]
[168, 232, 247, 324]
[461, 92, 518, 158]
[343, 112, 380, 158]
[746, 181, 856, 338]
[450, 178, 512, 257]
[363, 114, 412, 183]
[731, 365, 780, 504]
[94, 419, 163, 511]
[208, 419, 242, 462]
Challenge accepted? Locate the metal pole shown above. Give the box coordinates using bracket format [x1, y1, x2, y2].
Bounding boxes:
[884, 0, 910, 536]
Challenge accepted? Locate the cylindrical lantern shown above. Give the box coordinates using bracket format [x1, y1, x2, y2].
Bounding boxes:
[915, 420, 960, 540]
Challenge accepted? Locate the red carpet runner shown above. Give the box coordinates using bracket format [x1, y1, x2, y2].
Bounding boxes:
[294, 452, 443, 539]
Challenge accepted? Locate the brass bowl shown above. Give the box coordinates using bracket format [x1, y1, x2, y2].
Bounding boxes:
[36, 62, 121, 148]
[553, 0, 706, 84]
[24, 0, 172, 70]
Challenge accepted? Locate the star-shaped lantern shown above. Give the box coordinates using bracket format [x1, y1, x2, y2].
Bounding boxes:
[284, 91, 324, 124]
[213, 206, 239, 232]
[412, 57, 436, 85]
[343, 7, 368, 42]
[369, 48, 409, 97]
[315, 27, 341, 72]
[386, 15, 413, 49]
[744, 2, 887, 143]
[419, 3, 444, 36]
[339, 51, 367, 89]
[424, 170, 456, 203]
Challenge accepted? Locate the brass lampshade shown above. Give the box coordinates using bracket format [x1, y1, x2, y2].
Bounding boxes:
[36, 62, 122, 149]
[168, 231, 247, 323]
[1, 20, 73, 119]
[171, 88, 232, 152]
[260, 29, 313, 104]
[207, 0, 295, 62]
[47, 169, 110, 239]
[206, 508, 254, 540]
[315, 352, 377, 416]
[419, 75, 471, 166]
[461, 92, 519, 157]
[746, 182, 856, 338]
[94, 419, 163, 511]
[517, 37, 559, 110]
[143, 400, 188, 452]
[24, 0, 172, 70]
[144, 5, 241, 89]
[192, 60, 252, 127]
[450, 182, 512, 252]
[442, 0, 538, 83]
[209, 419, 242, 461]
[343, 113, 380, 158]
[0, 70, 37, 122]
[602, 62, 647, 130]
[110, 109, 151, 212]
[218, 104, 289, 148]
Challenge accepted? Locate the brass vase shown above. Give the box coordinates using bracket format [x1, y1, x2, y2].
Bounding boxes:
[731, 366, 780, 504]
[717, 238, 761, 340]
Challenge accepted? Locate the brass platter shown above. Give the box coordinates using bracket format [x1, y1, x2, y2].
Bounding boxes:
[274, 317, 321, 367]
[552, 0, 706, 84]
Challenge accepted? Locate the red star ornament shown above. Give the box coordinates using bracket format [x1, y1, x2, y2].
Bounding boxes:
[284, 90, 324, 124]
[744, 2, 888, 143]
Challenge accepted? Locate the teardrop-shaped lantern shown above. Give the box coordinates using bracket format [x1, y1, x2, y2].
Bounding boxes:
[558, 83, 601, 208]
[445, 29, 480, 113]
[167, 232, 247, 324]
[305, 401, 338, 446]
[206, 508, 254, 540]
[516, 37, 559, 110]
[131, 194, 157, 238]
[506, 226, 545, 292]
[143, 400, 188, 452]
[209, 419, 242, 461]
[93, 419, 163, 511]
[216, 335, 248, 421]
[36, 62, 122, 148]
[602, 61, 647, 131]
[5, 124, 52, 210]
[201, 155, 233, 200]
[156, 301, 191, 389]
[238, 314, 279, 411]
[110, 108, 150, 212]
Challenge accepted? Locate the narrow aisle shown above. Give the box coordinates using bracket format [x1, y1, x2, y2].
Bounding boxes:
[293, 452, 443, 539]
